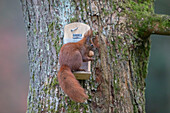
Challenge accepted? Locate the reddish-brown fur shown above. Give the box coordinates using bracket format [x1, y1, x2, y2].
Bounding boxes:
[58, 29, 93, 103]
[58, 65, 88, 102]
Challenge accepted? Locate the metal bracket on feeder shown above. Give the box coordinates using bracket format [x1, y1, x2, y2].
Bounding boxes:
[64, 22, 92, 80]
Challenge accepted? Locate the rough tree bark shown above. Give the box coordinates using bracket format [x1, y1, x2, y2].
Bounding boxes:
[20, 0, 170, 113]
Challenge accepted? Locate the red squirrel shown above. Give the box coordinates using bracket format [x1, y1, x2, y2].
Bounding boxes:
[58, 29, 94, 103]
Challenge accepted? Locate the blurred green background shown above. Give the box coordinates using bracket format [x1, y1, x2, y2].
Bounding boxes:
[0, 0, 169, 113]
[146, 0, 170, 113]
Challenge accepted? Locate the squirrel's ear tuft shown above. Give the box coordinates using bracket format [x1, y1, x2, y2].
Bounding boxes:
[84, 29, 93, 38]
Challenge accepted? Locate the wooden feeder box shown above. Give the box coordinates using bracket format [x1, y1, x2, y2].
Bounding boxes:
[64, 22, 91, 80]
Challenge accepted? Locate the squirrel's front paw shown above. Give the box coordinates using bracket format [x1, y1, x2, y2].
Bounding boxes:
[89, 57, 95, 61]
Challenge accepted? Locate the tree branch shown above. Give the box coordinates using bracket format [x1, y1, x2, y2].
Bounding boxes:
[136, 14, 170, 37]
[147, 14, 170, 35]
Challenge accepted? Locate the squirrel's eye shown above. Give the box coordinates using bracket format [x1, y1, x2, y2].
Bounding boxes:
[91, 44, 93, 47]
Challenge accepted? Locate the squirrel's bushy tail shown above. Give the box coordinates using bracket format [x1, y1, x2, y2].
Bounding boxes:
[57, 65, 88, 103]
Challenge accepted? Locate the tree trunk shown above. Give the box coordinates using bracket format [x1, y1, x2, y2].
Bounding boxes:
[20, 0, 170, 112]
